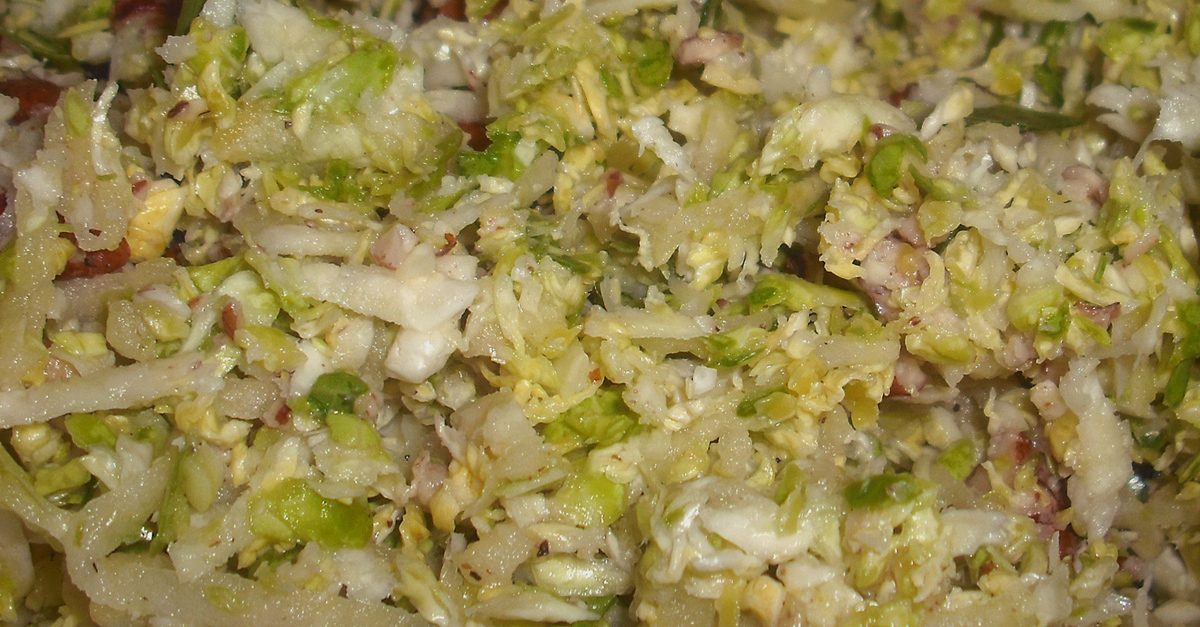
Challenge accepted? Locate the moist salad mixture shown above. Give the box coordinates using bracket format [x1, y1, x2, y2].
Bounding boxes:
[1, 0, 1200, 624]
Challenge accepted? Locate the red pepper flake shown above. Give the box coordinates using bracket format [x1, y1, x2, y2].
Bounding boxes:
[605, 169, 622, 198]
[589, 368, 602, 384]
[166, 100, 189, 118]
[1012, 433, 1033, 466]
[274, 403, 292, 426]
[436, 232, 457, 256]
[221, 301, 240, 337]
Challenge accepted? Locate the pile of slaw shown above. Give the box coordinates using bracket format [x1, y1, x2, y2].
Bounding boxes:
[2, 0, 1200, 624]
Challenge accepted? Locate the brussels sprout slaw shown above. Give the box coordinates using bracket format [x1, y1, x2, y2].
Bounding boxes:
[2, 0, 1200, 624]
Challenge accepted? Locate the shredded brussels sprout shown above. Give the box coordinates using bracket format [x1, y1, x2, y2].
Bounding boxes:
[2, 0, 1200, 624]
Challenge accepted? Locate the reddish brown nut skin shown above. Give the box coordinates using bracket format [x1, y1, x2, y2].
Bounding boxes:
[112, 0, 182, 30]
[0, 78, 63, 125]
[59, 238, 132, 279]
[415, 0, 507, 24]
[459, 121, 490, 151]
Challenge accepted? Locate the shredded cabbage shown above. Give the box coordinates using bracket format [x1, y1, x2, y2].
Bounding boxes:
[1, 0, 1200, 625]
